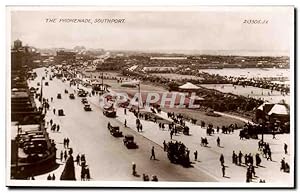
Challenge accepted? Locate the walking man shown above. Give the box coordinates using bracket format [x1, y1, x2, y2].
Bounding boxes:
[124, 119, 127, 127]
[170, 130, 173, 140]
[163, 140, 167, 152]
[150, 146, 156, 160]
[217, 137, 220, 147]
[220, 154, 225, 166]
[284, 143, 288, 154]
[194, 150, 198, 161]
[132, 162, 136, 175]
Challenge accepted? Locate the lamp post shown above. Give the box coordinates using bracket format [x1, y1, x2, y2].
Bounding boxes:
[138, 81, 141, 114]
[39, 77, 43, 103]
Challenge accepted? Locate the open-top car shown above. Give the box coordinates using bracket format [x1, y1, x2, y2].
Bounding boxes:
[84, 104, 92, 111]
[107, 122, 123, 137]
[81, 97, 88, 104]
[78, 89, 87, 97]
[123, 134, 138, 149]
[57, 93, 62, 99]
[69, 93, 75, 99]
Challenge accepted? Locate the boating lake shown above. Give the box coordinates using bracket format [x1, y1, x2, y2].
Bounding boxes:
[199, 68, 290, 80]
[200, 84, 290, 105]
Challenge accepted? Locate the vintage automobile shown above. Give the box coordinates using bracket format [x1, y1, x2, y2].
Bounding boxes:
[78, 89, 87, 97]
[103, 108, 116, 118]
[57, 93, 62, 99]
[37, 82, 40, 86]
[123, 134, 138, 149]
[84, 104, 92, 111]
[64, 89, 68, 94]
[103, 103, 117, 118]
[107, 122, 123, 137]
[69, 93, 75, 99]
[45, 82, 49, 86]
[58, 109, 65, 116]
[166, 141, 191, 167]
[81, 97, 88, 104]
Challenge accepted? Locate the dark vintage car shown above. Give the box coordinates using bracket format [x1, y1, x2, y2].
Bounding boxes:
[107, 122, 123, 137]
[57, 93, 62, 99]
[123, 134, 138, 149]
[78, 89, 87, 97]
[69, 93, 75, 99]
[37, 82, 40, 86]
[81, 97, 88, 104]
[84, 104, 92, 111]
[103, 109, 116, 118]
[58, 109, 65, 116]
[45, 82, 49, 86]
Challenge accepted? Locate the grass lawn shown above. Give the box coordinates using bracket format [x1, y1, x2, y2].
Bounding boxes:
[162, 107, 245, 128]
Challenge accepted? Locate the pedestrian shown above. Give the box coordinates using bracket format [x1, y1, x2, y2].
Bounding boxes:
[51, 97, 53, 102]
[284, 143, 288, 154]
[63, 138, 66, 148]
[272, 132, 276, 139]
[163, 140, 167, 152]
[232, 151, 236, 164]
[53, 108, 56, 115]
[66, 138, 70, 148]
[56, 124, 60, 132]
[194, 150, 198, 161]
[281, 158, 286, 171]
[217, 126, 220, 133]
[124, 119, 127, 127]
[238, 151, 243, 165]
[255, 153, 261, 166]
[52, 174, 55, 180]
[124, 108, 127, 115]
[267, 149, 272, 161]
[170, 130, 173, 140]
[47, 174, 52, 180]
[50, 119, 53, 126]
[150, 146, 156, 160]
[220, 154, 224, 166]
[132, 162, 136, 175]
[222, 165, 226, 177]
[60, 150, 63, 162]
[76, 154, 80, 165]
[217, 137, 220, 147]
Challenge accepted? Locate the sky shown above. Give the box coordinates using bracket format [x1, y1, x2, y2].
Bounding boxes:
[10, 7, 294, 54]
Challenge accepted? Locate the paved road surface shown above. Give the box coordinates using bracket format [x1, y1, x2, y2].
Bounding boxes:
[31, 67, 216, 182]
